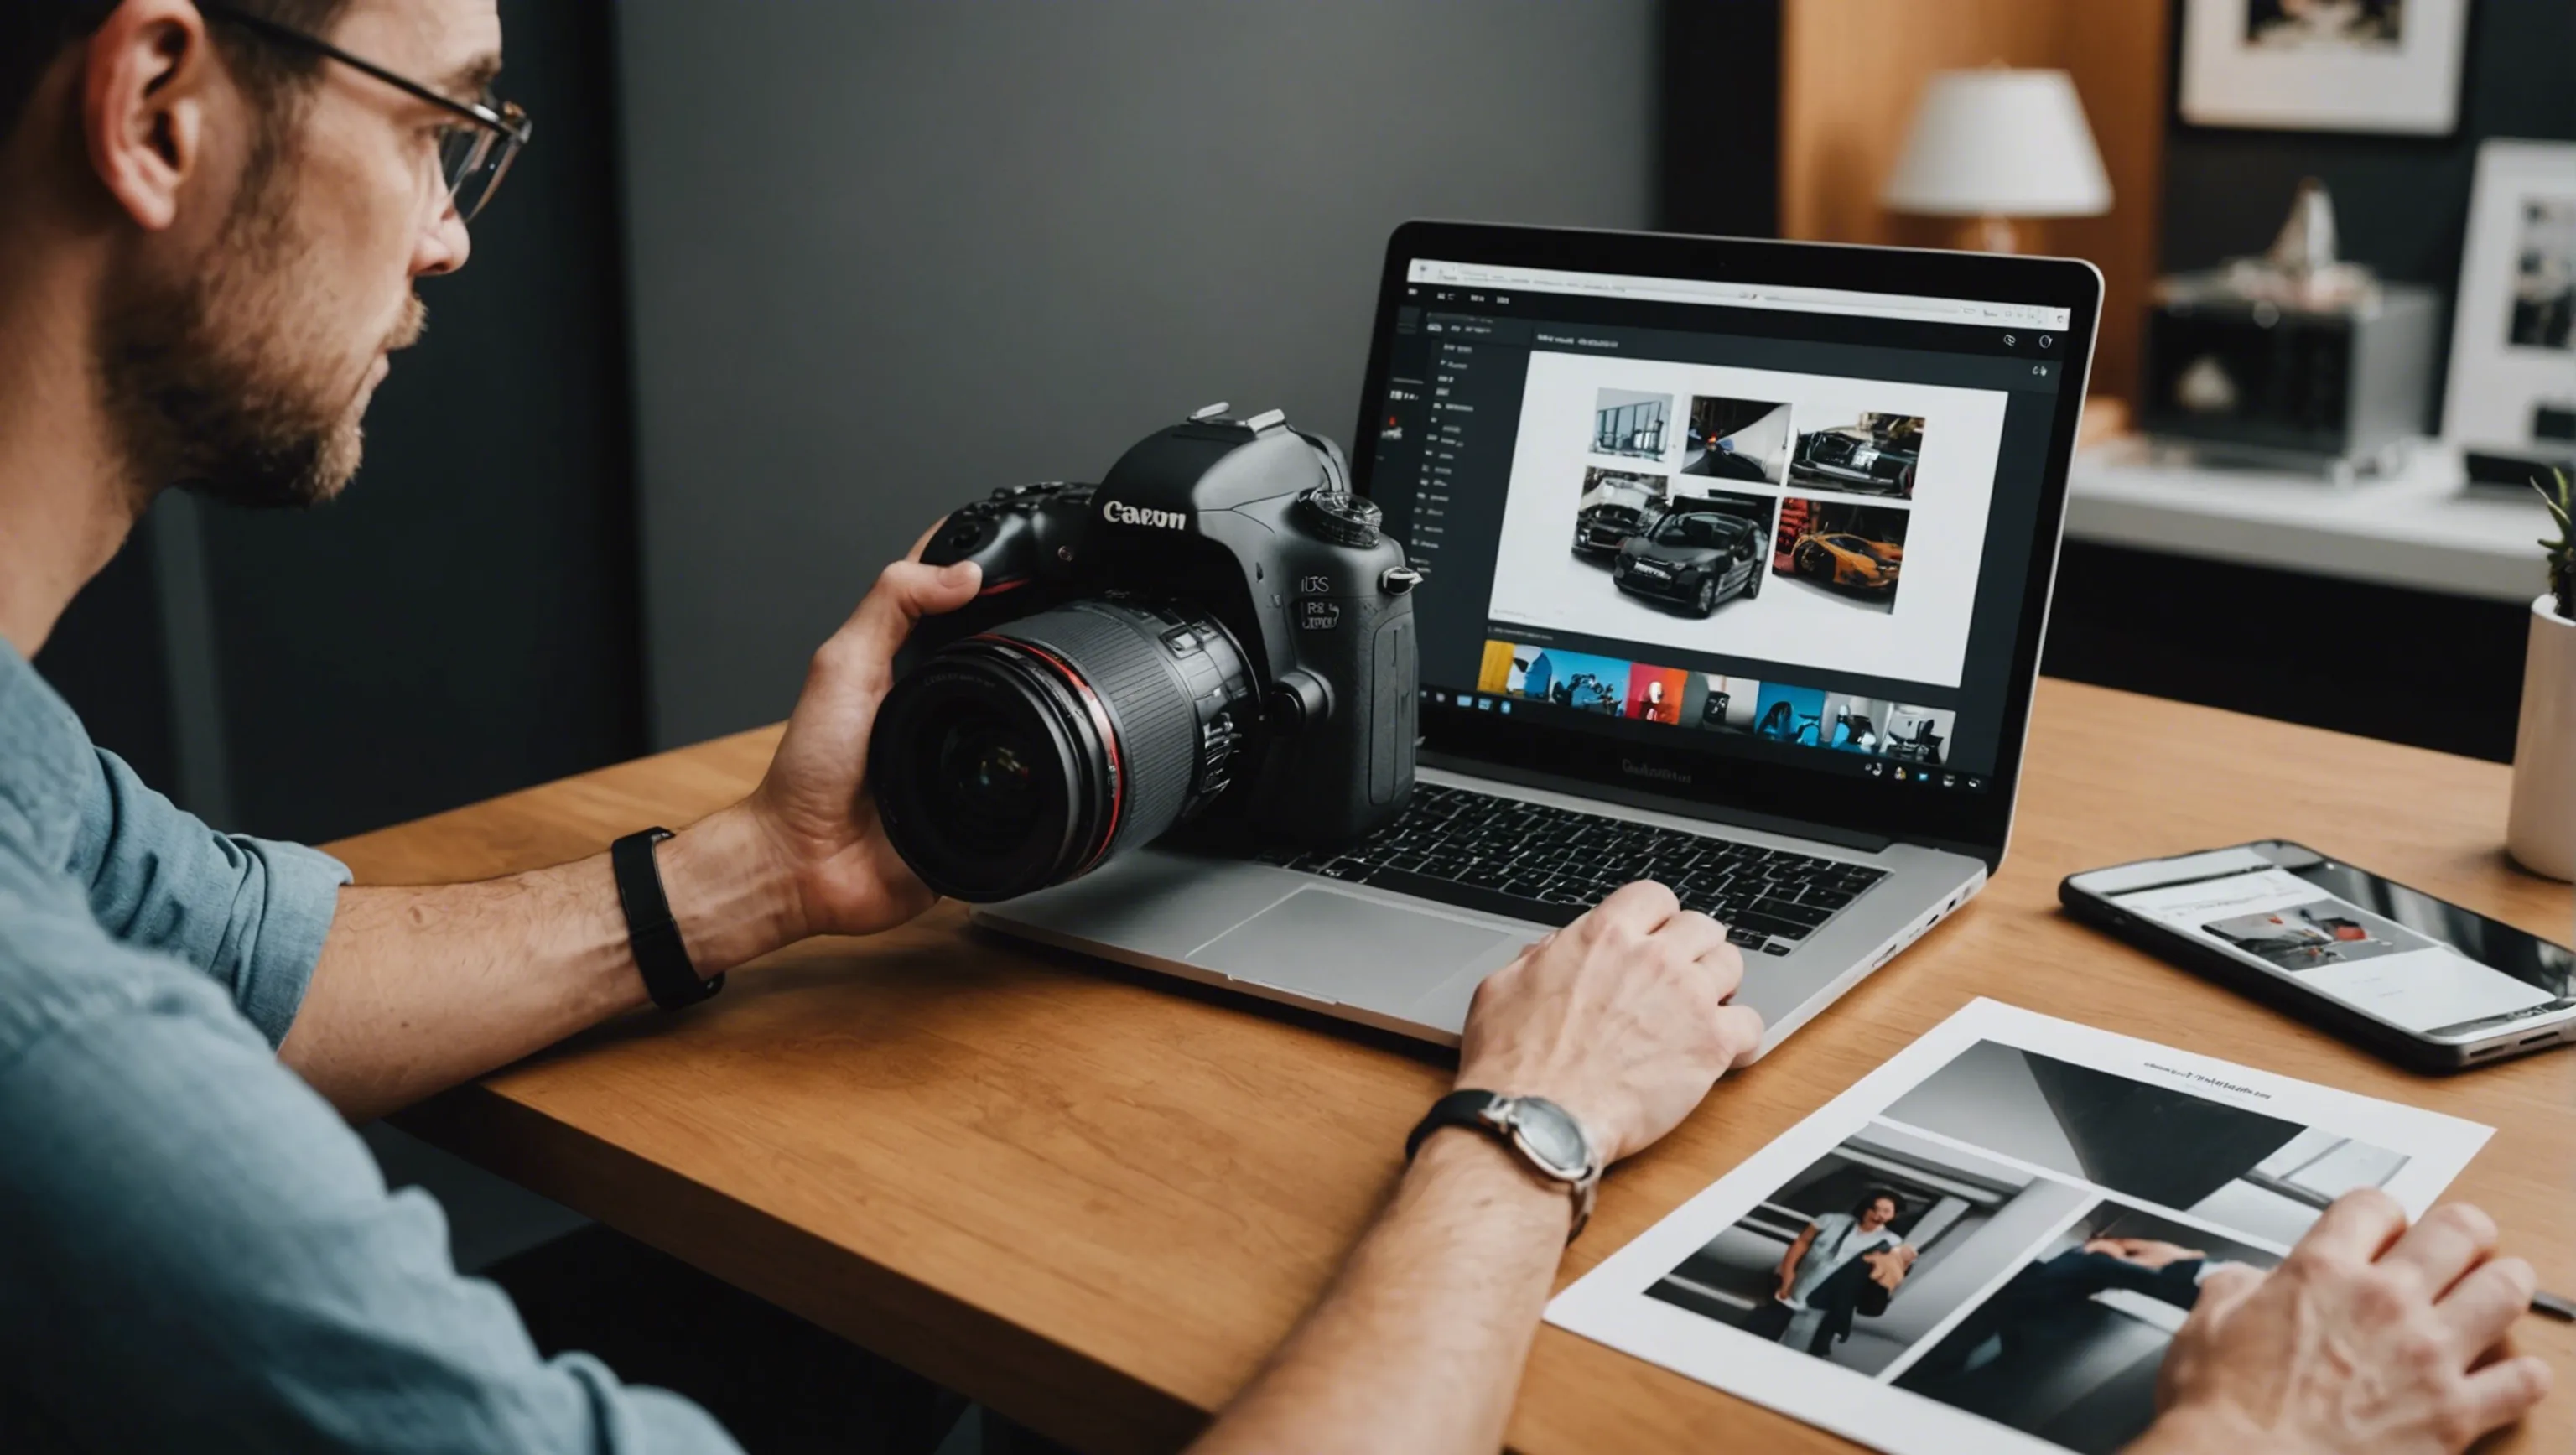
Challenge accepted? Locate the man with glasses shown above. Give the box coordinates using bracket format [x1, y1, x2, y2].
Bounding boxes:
[0, 3, 2548, 1452]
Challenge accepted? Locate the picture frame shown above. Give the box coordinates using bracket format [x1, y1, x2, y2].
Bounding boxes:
[2178, 0, 2468, 135]
[2442, 140, 2576, 464]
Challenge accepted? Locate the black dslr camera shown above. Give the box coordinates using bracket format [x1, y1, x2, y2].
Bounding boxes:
[869, 405, 1424, 902]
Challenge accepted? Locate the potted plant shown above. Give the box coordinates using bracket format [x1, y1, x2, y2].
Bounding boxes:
[2508, 469, 2574, 880]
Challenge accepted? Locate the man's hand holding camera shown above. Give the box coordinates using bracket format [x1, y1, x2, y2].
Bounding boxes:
[730, 556, 983, 940]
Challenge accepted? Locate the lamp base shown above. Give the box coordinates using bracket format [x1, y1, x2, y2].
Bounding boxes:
[1955, 216, 2023, 254]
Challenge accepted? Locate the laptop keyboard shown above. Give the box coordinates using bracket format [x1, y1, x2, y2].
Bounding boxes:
[1254, 782, 1888, 954]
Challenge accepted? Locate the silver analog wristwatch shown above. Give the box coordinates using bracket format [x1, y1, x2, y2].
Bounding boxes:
[1405, 1089, 1603, 1240]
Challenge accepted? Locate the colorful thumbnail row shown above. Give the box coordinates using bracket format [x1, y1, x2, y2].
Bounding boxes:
[1472, 637, 1958, 765]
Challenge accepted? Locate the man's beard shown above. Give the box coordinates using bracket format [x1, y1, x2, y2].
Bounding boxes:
[94, 158, 423, 510]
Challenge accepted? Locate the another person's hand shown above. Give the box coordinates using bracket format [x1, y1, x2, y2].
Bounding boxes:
[2139, 1193, 2549, 1455]
[1866, 1246, 1917, 1290]
[734, 553, 984, 939]
[2084, 1237, 2204, 1271]
[1454, 881, 1764, 1167]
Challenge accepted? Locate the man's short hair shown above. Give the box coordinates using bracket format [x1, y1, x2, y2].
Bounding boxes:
[2, 1, 352, 148]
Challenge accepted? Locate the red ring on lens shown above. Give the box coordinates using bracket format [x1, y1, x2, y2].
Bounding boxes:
[973, 634, 1123, 872]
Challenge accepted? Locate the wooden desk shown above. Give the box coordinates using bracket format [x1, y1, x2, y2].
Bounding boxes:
[340, 679, 2576, 1454]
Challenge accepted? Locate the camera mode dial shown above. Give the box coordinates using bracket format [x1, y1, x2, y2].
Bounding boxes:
[1296, 487, 1383, 549]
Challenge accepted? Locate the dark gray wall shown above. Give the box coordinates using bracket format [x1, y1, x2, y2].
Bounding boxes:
[617, 1, 1659, 747]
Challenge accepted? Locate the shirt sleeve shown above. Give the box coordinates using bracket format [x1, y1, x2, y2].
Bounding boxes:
[0, 959, 742, 1455]
[69, 748, 351, 1045]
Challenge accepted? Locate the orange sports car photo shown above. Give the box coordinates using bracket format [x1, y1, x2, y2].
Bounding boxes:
[1790, 532, 1903, 595]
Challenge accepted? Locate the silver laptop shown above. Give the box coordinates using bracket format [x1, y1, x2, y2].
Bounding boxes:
[974, 223, 2101, 1058]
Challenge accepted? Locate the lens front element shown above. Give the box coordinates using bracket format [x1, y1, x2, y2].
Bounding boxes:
[932, 720, 1046, 854]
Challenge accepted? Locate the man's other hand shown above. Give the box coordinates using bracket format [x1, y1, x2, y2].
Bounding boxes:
[2142, 1193, 2549, 1455]
[1454, 881, 1765, 1166]
[735, 554, 982, 940]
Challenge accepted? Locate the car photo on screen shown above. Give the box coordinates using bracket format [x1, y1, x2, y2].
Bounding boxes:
[1774, 496, 1909, 615]
[1611, 489, 1779, 618]
[1789, 411, 1924, 500]
[1571, 467, 1670, 559]
[1681, 397, 1793, 483]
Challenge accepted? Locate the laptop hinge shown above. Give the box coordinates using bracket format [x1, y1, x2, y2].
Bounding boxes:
[1419, 750, 1896, 855]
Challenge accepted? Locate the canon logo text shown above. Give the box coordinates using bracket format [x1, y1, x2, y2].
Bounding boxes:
[1101, 499, 1188, 531]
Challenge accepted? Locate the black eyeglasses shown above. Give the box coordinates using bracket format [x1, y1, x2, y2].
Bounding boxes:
[196, 1, 532, 223]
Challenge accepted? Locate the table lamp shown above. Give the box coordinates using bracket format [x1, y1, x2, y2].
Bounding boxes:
[1881, 68, 2110, 254]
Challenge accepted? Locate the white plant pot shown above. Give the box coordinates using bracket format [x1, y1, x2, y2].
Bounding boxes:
[2507, 594, 2576, 881]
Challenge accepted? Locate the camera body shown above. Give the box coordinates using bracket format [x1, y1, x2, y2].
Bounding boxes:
[873, 407, 1421, 902]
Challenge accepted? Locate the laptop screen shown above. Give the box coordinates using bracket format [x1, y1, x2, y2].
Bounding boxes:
[1353, 227, 2096, 855]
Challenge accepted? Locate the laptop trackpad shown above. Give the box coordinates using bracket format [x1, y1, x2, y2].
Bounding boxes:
[1192, 888, 1515, 1016]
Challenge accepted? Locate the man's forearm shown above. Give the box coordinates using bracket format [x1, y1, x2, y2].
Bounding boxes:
[1189, 1128, 1571, 1455]
[279, 804, 804, 1120]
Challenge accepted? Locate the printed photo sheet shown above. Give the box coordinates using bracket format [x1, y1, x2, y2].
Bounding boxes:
[1544, 998, 2495, 1455]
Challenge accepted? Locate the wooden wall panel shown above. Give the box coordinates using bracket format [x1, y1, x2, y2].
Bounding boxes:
[2054, 0, 2171, 408]
[1778, 0, 2170, 405]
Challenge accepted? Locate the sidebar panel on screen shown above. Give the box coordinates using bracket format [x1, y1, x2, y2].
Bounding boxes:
[1370, 299, 1534, 694]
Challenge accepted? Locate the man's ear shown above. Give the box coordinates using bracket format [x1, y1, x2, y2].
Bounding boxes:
[81, 0, 228, 232]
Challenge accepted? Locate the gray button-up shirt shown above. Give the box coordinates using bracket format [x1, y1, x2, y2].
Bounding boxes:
[0, 642, 738, 1452]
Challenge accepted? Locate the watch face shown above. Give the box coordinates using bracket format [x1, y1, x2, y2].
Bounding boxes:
[1510, 1099, 1591, 1175]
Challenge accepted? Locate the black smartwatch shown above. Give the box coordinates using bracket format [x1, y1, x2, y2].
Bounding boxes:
[1406, 1089, 1601, 1240]
[610, 827, 723, 1011]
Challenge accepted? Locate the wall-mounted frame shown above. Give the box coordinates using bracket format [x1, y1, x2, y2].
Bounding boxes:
[2178, 0, 2468, 135]
[2443, 139, 2576, 470]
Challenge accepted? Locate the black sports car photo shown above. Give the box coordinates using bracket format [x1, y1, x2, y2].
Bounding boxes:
[1573, 496, 1659, 556]
[1789, 423, 1919, 497]
[1612, 505, 1768, 617]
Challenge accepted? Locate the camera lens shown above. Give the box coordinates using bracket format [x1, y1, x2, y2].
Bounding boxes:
[933, 720, 1045, 854]
[871, 599, 1255, 901]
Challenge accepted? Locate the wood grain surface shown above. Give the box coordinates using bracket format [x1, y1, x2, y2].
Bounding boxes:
[345, 679, 2576, 1454]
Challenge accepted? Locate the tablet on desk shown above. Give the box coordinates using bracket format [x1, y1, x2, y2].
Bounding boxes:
[2062, 840, 2576, 1072]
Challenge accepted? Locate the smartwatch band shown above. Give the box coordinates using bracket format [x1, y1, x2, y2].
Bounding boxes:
[610, 827, 723, 1011]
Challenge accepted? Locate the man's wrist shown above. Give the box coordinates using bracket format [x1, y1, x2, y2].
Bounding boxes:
[1410, 1122, 1581, 1239]
[651, 804, 811, 980]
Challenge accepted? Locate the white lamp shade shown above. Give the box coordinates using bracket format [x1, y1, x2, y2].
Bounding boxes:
[1880, 70, 2111, 219]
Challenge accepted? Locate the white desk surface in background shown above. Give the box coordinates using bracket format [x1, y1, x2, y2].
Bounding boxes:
[2065, 437, 2554, 605]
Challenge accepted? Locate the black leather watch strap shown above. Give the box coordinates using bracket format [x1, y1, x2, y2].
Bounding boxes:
[610, 827, 723, 1011]
[1405, 1089, 1503, 1161]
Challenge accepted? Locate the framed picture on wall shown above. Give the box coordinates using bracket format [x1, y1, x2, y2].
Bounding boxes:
[2443, 140, 2576, 475]
[2178, 0, 2468, 134]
